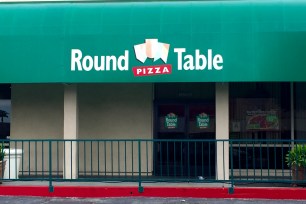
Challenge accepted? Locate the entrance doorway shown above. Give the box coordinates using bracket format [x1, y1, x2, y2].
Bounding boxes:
[153, 102, 216, 178]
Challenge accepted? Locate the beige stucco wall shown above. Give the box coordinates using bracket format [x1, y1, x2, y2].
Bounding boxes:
[10, 84, 64, 174]
[77, 83, 154, 175]
[11, 84, 64, 139]
[78, 83, 153, 139]
[10, 83, 153, 176]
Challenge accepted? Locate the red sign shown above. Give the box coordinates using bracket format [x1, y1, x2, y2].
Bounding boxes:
[132, 65, 172, 77]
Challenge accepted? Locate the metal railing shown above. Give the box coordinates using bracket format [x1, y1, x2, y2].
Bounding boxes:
[0, 139, 305, 193]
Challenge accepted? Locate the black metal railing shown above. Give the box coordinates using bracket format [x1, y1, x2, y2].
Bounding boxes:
[0, 139, 305, 193]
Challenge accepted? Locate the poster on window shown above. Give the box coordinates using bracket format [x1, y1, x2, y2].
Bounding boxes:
[196, 112, 210, 129]
[246, 110, 279, 130]
[165, 113, 178, 129]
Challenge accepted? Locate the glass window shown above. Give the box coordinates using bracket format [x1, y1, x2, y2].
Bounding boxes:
[295, 82, 306, 140]
[0, 84, 11, 140]
[229, 82, 291, 171]
[155, 82, 215, 101]
[229, 82, 291, 140]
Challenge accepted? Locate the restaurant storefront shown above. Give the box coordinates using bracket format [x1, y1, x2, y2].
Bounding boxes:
[1, 1, 306, 180]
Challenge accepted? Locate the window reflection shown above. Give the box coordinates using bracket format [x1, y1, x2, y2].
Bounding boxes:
[0, 84, 11, 140]
[229, 82, 291, 170]
[230, 82, 291, 140]
[295, 82, 306, 140]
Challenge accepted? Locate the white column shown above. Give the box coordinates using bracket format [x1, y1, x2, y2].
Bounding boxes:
[64, 84, 78, 179]
[215, 83, 229, 180]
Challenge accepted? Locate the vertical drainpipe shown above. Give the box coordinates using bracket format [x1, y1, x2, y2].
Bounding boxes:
[64, 84, 78, 179]
[215, 83, 229, 181]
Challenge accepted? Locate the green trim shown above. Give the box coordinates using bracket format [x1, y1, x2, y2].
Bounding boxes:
[1, 1, 306, 83]
[0, 0, 250, 4]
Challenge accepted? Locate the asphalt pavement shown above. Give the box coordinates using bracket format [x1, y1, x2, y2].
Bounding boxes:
[0, 197, 306, 204]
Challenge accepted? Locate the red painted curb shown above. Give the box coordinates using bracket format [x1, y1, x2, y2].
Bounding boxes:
[0, 186, 306, 200]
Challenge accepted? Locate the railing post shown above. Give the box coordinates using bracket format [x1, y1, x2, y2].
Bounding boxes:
[229, 140, 234, 194]
[49, 140, 54, 192]
[138, 140, 144, 193]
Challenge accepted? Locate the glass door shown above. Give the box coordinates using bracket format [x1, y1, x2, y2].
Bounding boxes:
[154, 102, 215, 178]
[187, 104, 215, 178]
[154, 104, 186, 176]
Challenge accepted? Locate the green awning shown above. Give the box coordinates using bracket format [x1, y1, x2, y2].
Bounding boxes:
[0, 1, 306, 83]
